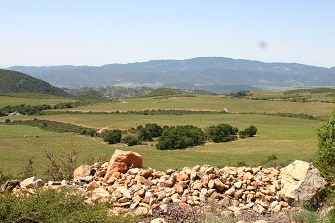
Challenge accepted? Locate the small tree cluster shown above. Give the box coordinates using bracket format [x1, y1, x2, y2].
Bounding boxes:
[101, 129, 122, 144]
[239, 125, 257, 138]
[206, 123, 238, 143]
[156, 125, 205, 150]
[121, 135, 142, 146]
[138, 123, 163, 141]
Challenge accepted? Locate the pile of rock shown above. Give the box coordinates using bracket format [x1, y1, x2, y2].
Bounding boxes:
[0, 149, 327, 223]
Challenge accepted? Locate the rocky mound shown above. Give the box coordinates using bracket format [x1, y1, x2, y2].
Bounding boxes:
[1, 150, 327, 223]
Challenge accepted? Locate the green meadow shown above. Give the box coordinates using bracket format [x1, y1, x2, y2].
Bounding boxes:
[0, 92, 333, 178]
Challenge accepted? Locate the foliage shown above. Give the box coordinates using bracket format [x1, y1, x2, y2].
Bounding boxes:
[11, 119, 97, 136]
[0, 188, 139, 223]
[44, 149, 78, 181]
[142, 88, 184, 97]
[101, 129, 122, 144]
[315, 109, 335, 179]
[0, 69, 70, 97]
[121, 135, 141, 146]
[138, 123, 163, 141]
[20, 158, 36, 179]
[0, 169, 13, 185]
[206, 123, 238, 143]
[228, 90, 251, 98]
[244, 125, 257, 137]
[283, 87, 335, 95]
[156, 125, 205, 150]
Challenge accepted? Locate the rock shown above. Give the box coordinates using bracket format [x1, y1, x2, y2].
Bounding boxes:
[20, 177, 45, 188]
[134, 207, 149, 216]
[104, 149, 143, 183]
[73, 165, 90, 179]
[87, 181, 100, 191]
[91, 187, 110, 201]
[0, 180, 20, 192]
[151, 218, 167, 223]
[280, 160, 327, 204]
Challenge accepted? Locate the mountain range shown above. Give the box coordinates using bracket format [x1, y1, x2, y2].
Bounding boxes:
[9, 57, 335, 93]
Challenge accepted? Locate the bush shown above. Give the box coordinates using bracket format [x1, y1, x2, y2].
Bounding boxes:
[206, 123, 238, 143]
[315, 110, 335, 180]
[102, 129, 122, 144]
[244, 125, 257, 137]
[0, 188, 139, 223]
[156, 125, 205, 150]
[138, 128, 153, 141]
[5, 119, 10, 123]
[121, 135, 141, 146]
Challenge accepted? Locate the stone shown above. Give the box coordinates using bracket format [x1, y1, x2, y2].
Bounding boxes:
[159, 180, 174, 187]
[104, 149, 143, 183]
[280, 160, 327, 204]
[0, 180, 20, 192]
[20, 177, 45, 188]
[134, 207, 149, 216]
[87, 181, 100, 191]
[173, 183, 184, 194]
[150, 218, 167, 223]
[73, 165, 90, 179]
[91, 187, 110, 201]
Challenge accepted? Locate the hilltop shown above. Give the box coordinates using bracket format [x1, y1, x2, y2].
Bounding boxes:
[0, 69, 70, 97]
[9, 57, 335, 92]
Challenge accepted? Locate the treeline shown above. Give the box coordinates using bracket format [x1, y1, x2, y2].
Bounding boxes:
[102, 123, 257, 150]
[9, 119, 97, 136]
[0, 99, 119, 117]
[283, 87, 335, 95]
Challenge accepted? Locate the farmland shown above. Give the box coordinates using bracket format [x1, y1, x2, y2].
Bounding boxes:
[0, 91, 333, 178]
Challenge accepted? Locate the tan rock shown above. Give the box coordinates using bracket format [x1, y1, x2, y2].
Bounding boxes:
[73, 165, 90, 179]
[150, 218, 167, 223]
[173, 183, 184, 194]
[280, 160, 327, 204]
[104, 149, 143, 184]
[87, 181, 100, 191]
[159, 180, 174, 187]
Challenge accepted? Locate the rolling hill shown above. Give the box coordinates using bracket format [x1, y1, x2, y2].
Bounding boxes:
[9, 57, 335, 92]
[0, 69, 70, 97]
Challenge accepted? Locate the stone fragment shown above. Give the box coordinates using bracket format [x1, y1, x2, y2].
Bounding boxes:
[20, 177, 45, 188]
[73, 165, 90, 179]
[150, 218, 167, 223]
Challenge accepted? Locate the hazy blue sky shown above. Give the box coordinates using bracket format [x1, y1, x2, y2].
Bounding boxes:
[1, 0, 334, 67]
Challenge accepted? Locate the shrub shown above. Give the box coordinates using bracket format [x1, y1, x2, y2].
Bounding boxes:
[121, 135, 141, 146]
[138, 128, 153, 141]
[156, 125, 205, 150]
[244, 125, 257, 137]
[102, 129, 122, 144]
[5, 119, 10, 123]
[0, 188, 139, 223]
[44, 149, 78, 181]
[206, 123, 237, 143]
[315, 109, 335, 180]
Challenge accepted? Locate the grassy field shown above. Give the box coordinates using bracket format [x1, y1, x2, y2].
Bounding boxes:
[0, 112, 322, 177]
[0, 95, 74, 107]
[0, 91, 333, 179]
[64, 95, 334, 117]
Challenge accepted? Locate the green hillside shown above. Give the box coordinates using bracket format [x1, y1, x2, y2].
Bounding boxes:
[0, 69, 70, 97]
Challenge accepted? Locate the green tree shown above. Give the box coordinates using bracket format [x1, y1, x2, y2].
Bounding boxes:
[121, 135, 141, 146]
[206, 123, 238, 143]
[315, 109, 335, 179]
[244, 125, 257, 137]
[102, 129, 122, 144]
[138, 128, 153, 141]
[156, 125, 205, 150]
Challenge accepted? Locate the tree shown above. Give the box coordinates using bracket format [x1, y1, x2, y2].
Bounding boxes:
[121, 135, 141, 146]
[244, 125, 257, 137]
[156, 125, 205, 150]
[206, 123, 238, 143]
[102, 129, 122, 144]
[315, 109, 335, 179]
[145, 123, 163, 137]
[138, 128, 153, 141]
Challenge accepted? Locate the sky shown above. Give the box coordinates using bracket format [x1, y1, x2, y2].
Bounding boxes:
[0, 0, 334, 68]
